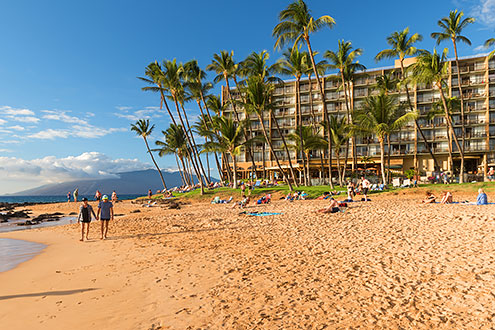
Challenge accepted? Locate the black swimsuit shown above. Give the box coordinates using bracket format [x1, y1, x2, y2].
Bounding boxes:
[81, 207, 90, 223]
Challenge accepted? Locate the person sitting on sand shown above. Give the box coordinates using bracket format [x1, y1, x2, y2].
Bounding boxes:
[317, 192, 330, 200]
[422, 191, 436, 204]
[440, 191, 453, 204]
[477, 188, 488, 205]
[232, 195, 250, 209]
[316, 198, 341, 214]
[77, 197, 97, 241]
[111, 190, 118, 203]
[299, 191, 308, 200]
[285, 193, 294, 201]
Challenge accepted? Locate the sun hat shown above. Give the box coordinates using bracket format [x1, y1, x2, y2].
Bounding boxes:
[102, 195, 109, 200]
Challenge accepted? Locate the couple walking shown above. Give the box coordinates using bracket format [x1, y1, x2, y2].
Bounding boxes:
[77, 195, 114, 241]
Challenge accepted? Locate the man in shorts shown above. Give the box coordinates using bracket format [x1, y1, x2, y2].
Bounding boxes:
[77, 197, 97, 241]
[97, 195, 114, 240]
[361, 176, 371, 201]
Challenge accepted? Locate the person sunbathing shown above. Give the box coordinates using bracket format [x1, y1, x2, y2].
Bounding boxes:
[440, 191, 453, 204]
[422, 191, 436, 204]
[316, 198, 341, 213]
[231, 195, 250, 209]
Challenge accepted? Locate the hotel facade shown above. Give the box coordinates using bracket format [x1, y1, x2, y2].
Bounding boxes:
[221, 54, 495, 183]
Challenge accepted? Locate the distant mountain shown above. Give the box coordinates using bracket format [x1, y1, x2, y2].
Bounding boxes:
[11, 169, 210, 196]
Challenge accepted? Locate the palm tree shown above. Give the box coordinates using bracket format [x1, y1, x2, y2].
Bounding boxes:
[274, 48, 308, 183]
[162, 59, 208, 192]
[130, 119, 167, 190]
[375, 27, 440, 174]
[288, 125, 327, 186]
[324, 115, 352, 186]
[154, 124, 189, 186]
[202, 116, 247, 189]
[273, 0, 335, 180]
[376, 72, 398, 94]
[409, 49, 464, 176]
[354, 93, 417, 184]
[324, 40, 365, 176]
[486, 38, 495, 60]
[431, 10, 475, 183]
[242, 75, 294, 190]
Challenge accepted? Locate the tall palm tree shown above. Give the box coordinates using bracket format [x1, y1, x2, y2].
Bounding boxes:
[130, 119, 167, 190]
[324, 115, 352, 186]
[288, 125, 327, 186]
[354, 94, 417, 184]
[273, 0, 335, 182]
[324, 40, 365, 176]
[486, 38, 495, 60]
[162, 59, 207, 192]
[154, 124, 189, 186]
[376, 72, 398, 94]
[274, 48, 308, 183]
[409, 49, 464, 177]
[207, 51, 259, 180]
[242, 75, 294, 190]
[202, 116, 247, 189]
[431, 10, 475, 183]
[375, 27, 440, 173]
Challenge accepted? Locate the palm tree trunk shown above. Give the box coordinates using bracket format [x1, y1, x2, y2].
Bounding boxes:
[175, 153, 186, 186]
[347, 81, 357, 173]
[257, 113, 293, 191]
[387, 134, 392, 184]
[159, 89, 178, 127]
[179, 102, 210, 185]
[171, 96, 204, 194]
[328, 134, 334, 189]
[341, 74, 352, 180]
[452, 40, 465, 183]
[379, 138, 387, 184]
[262, 143, 266, 179]
[305, 151, 311, 185]
[270, 111, 298, 186]
[143, 137, 167, 190]
[231, 75, 259, 180]
[336, 151, 342, 186]
[296, 78, 306, 185]
[231, 152, 238, 189]
[400, 59, 440, 172]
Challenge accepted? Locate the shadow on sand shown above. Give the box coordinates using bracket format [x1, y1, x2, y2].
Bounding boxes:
[0, 288, 98, 300]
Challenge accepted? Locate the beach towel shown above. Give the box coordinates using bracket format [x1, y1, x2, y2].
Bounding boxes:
[247, 212, 282, 216]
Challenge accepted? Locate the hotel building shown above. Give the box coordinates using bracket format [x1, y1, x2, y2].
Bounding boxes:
[221, 54, 495, 183]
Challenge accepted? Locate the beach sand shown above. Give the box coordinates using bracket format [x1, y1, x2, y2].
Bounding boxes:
[1, 192, 495, 329]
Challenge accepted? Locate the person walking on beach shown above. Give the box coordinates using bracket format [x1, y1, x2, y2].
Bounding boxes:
[148, 189, 152, 199]
[111, 190, 118, 203]
[73, 188, 79, 203]
[97, 195, 113, 239]
[361, 177, 371, 201]
[67, 191, 71, 203]
[77, 197, 97, 241]
[95, 190, 101, 201]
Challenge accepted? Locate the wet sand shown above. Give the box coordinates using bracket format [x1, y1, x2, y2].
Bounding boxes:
[1, 193, 495, 329]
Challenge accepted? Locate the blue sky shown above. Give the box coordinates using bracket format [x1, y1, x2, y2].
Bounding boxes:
[0, 0, 494, 194]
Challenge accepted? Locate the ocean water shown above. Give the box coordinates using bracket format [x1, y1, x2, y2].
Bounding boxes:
[0, 194, 142, 204]
[0, 238, 46, 272]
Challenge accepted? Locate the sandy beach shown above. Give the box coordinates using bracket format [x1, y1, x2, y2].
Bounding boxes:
[2, 192, 495, 329]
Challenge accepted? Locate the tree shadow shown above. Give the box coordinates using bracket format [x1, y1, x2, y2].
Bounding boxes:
[0, 288, 98, 300]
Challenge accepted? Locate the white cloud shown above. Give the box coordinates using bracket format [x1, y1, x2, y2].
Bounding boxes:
[27, 125, 127, 140]
[0, 106, 35, 116]
[14, 116, 40, 123]
[116, 106, 133, 111]
[474, 0, 495, 27]
[7, 125, 25, 131]
[114, 107, 163, 122]
[0, 152, 154, 189]
[0, 119, 6, 125]
[0, 106, 40, 124]
[41, 110, 85, 124]
[0, 148, 13, 153]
